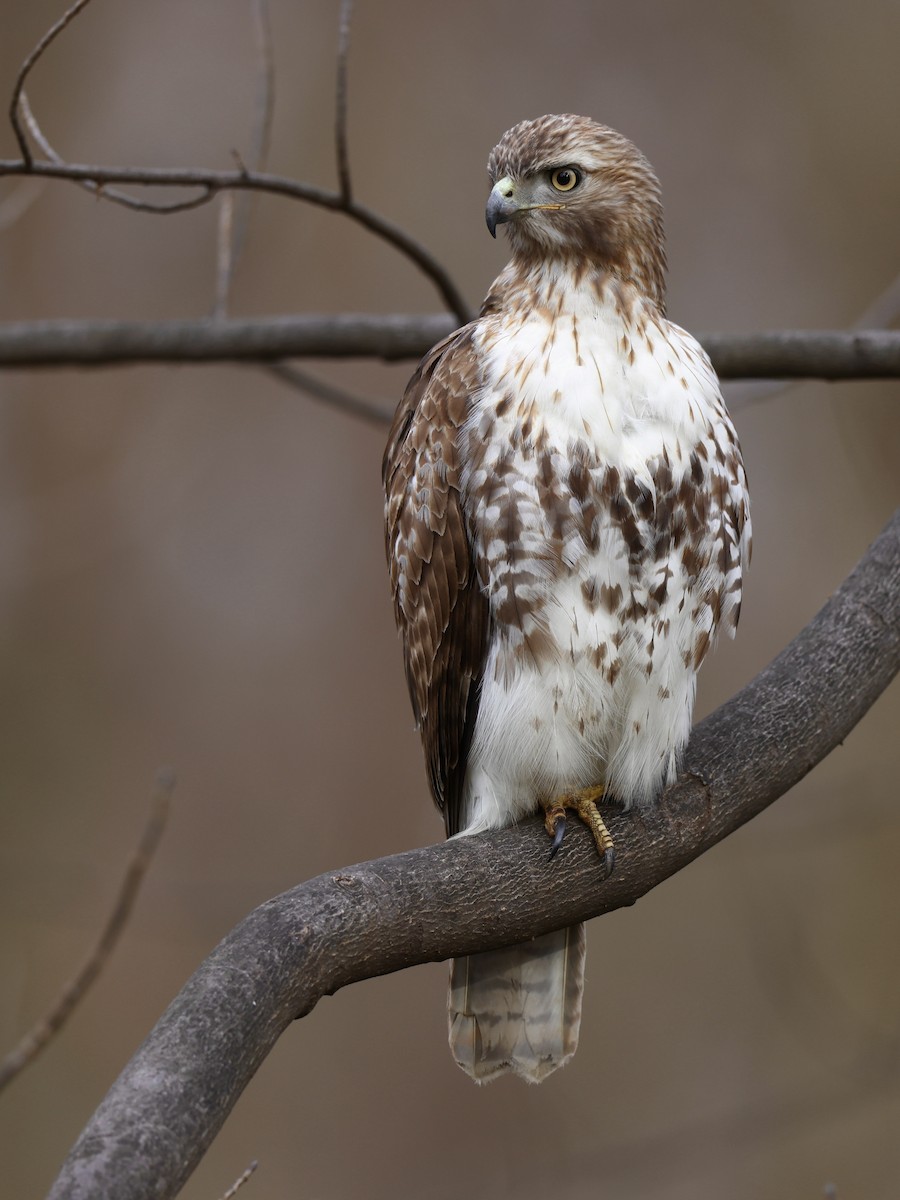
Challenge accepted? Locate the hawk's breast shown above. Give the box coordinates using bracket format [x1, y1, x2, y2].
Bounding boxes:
[456, 285, 747, 830]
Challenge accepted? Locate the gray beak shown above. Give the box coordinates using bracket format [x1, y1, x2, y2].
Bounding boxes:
[485, 178, 518, 238]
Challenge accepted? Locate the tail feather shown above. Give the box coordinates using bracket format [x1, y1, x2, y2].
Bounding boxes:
[448, 923, 585, 1083]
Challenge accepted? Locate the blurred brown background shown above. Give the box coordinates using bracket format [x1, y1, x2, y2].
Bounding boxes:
[1, 1, 899, 1197]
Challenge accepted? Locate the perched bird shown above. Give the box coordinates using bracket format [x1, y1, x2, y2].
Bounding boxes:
[383, 115, 750, 1083]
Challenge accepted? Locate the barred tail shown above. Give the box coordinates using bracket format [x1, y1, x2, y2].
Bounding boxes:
[447, 923, 585, 1084]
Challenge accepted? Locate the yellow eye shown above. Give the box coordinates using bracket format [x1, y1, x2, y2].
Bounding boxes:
[550, 167, 581, 192]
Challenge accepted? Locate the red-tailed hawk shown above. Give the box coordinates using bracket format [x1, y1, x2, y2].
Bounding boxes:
[383, 115, 751, 1083]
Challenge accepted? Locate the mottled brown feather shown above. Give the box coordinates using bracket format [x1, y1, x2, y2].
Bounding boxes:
[383, 327, 490, 835]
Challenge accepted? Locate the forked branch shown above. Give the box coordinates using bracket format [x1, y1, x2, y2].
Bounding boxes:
[8, 0, 95, 164]
[4, 0, 472, 322]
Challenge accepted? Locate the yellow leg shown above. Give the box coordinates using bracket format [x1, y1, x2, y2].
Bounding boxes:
[541, 785, 615, 878]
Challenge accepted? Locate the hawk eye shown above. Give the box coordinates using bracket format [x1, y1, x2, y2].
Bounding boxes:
[550, 167, 581, 192]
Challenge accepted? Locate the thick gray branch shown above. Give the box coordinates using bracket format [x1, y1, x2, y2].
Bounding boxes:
[1, 319, 900, 376]
[0, 314, 455, 368]
[48, 510, 900, 1200]
[701, 330, 900, 379]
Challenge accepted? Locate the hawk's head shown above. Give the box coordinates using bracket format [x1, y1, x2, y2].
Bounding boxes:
[486, 114, 667, 305]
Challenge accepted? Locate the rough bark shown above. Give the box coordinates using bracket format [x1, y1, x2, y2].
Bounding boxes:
[46, 508, 900, 1200]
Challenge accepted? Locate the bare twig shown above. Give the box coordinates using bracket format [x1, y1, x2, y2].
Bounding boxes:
[218, 1160, 258, 1200]
[0, 770, 176, 1094]
[6, 0, 473, 319]
[18, 93, 214, 214]
[264, 362, 392, 426]
[343, 200, 472, 322]
[335, 0, 354, 204]
[9, 0, 97, 165]
[247, 0, 276, 191]
[251, 3, 391, 427]
[0, 156, 472, 321]
[213, 0, 275, 317]
[8, 0, 471, 319]
[45, 510, 900, 1200]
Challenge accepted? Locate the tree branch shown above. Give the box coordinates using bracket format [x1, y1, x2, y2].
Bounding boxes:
[0, 313, 452, 368]
[0, 157, 474, 323]
[47, 510, 900, 1200]
[218, 1161, 258, 1200]
[701, 330, 900, 379]
[4, 0, 473, 328]
[15, 93, 214, 214]
[1, 317, 899, 377]
[8, 0, 96, 165]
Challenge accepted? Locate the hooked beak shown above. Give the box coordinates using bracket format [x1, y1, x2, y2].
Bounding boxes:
[485, 176, 566, 237]
[486, 176, 518, 238]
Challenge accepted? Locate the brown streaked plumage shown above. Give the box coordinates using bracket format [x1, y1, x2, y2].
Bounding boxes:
[383, 115, 750, 1083]
[383, 328, 490, 837]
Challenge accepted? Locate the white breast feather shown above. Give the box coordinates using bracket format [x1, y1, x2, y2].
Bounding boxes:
[458, 280, 748, 834]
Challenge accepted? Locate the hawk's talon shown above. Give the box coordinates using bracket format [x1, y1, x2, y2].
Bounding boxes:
[600, 845, 615, 880]
[540, 785, 615, 876]
[548, 815, 567, 860]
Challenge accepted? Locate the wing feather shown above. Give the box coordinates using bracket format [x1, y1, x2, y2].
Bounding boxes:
[383, 327, 489, 836]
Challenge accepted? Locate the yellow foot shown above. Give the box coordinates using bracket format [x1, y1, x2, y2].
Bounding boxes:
[541, 785, 615, 878]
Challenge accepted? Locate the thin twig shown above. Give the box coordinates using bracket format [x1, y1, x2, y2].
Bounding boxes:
[213, 0, 275, 317]
[264, 362, 392, 426]
[4, 0, 470, 320]
[0, 157, 472, 321]
[8, 0, 97, 165]
[335, 0, 354, 204]
[218, 1160, 258, 1200]
[343, 195, 472, 321]
[247, 0, 276, 192]
[0, 770, 176, 1093]
[18, 93, 214, 214]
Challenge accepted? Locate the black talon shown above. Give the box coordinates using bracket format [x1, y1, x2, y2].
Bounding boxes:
[548, 815, 567, 860]
[601, 845, 616, 879]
